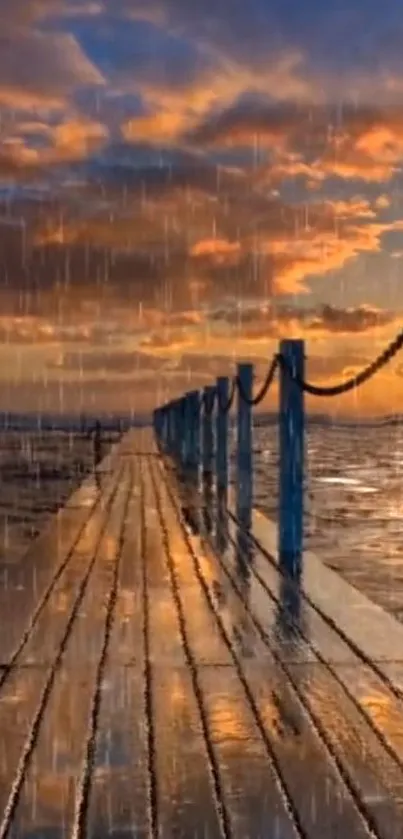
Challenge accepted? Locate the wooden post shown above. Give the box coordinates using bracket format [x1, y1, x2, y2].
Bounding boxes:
[216, 376, 229, 494]
[175, 398, 183, 463]
[166, 402, 173, 451]
[171, 399, 178, 456]
[171, 399, 179, 456]
[202, 385, 215, 476]
[153, 408, 161, 443]
[161, 406, 168, 448]
[187, 389, 201, 476]
[236, 363, 253, 528]
[182, 392, 191, 466]
[278, 339, 305, 577]
[177, 397, 186, 464]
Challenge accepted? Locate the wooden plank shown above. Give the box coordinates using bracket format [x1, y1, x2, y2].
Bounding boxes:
[0, 432, 128, 666]
[142, 457, 225, 838]
[19, 467, 122, 666]
[0, 503, 98, 665]
[105, 458, 144, 665]
[85, 459, 149, 838]
[0, 467, 131, 835]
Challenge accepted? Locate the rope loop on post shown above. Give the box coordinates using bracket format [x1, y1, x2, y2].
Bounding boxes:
[236, 354, 279, 406]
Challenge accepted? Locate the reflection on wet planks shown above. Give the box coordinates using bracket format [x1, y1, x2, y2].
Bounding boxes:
[142, 458, 225, 838]
[155, 460, 374, 839]
[2, 466, 132, 838]
[85, 459, 149, 839]
[0, 498, 99, 665]
[19, 469, 123, 667]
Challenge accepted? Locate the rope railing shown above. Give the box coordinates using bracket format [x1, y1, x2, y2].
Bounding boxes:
[152, 327, 403, 580]
[278, 327, 403, 397]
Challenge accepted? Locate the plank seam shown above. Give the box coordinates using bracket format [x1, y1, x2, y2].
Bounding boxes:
[140, 456, 159, 839]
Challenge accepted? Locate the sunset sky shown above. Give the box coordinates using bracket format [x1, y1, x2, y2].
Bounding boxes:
[1, 0, 403, 415]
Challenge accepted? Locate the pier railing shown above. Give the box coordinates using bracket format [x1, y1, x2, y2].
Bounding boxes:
[153, 330, 403, 577]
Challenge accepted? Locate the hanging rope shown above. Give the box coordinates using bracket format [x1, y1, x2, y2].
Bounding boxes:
[236, 355, 279, 406]
[278, 327, 403, 397]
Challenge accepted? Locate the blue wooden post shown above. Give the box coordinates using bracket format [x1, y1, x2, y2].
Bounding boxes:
[174, 398, 180, 461]
[153, 408, 161, 443]
[161, 406, 168, 448]
[236, 363, 253, 528]
[216, 376, 229, 493]
[182, 392, 191, 466]
[175, 398, 185, 463]
[166, 402, 172, 451]
[169, 400, 176, 454]
[170, 399, 176, 455]
[202, 385, 215, 475]
[180, 396, 187, 465]
[278, 339, 305, 577]
[186, 389, 201, 476]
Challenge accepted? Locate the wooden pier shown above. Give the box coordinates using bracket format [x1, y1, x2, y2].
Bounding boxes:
[1, 428, 403, 837]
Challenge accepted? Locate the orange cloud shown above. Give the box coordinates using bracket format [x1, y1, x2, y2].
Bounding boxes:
[190, 238, 241, 262]
[31, 179, 403, 303]
[121, 50, 320, 147]
[0, 117, 108, 170]
[186, 101, 403, 183]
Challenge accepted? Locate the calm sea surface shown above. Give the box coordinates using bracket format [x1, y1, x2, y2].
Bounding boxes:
[1, 423, 403, 621]
[238, 421, 403, 620]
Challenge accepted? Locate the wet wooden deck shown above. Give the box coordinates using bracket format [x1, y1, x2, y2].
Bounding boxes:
[1, 428, 403, 837]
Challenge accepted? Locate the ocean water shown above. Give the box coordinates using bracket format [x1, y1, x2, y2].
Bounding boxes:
[245, 421, 403, 620]
[1, 422, 403, 623]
